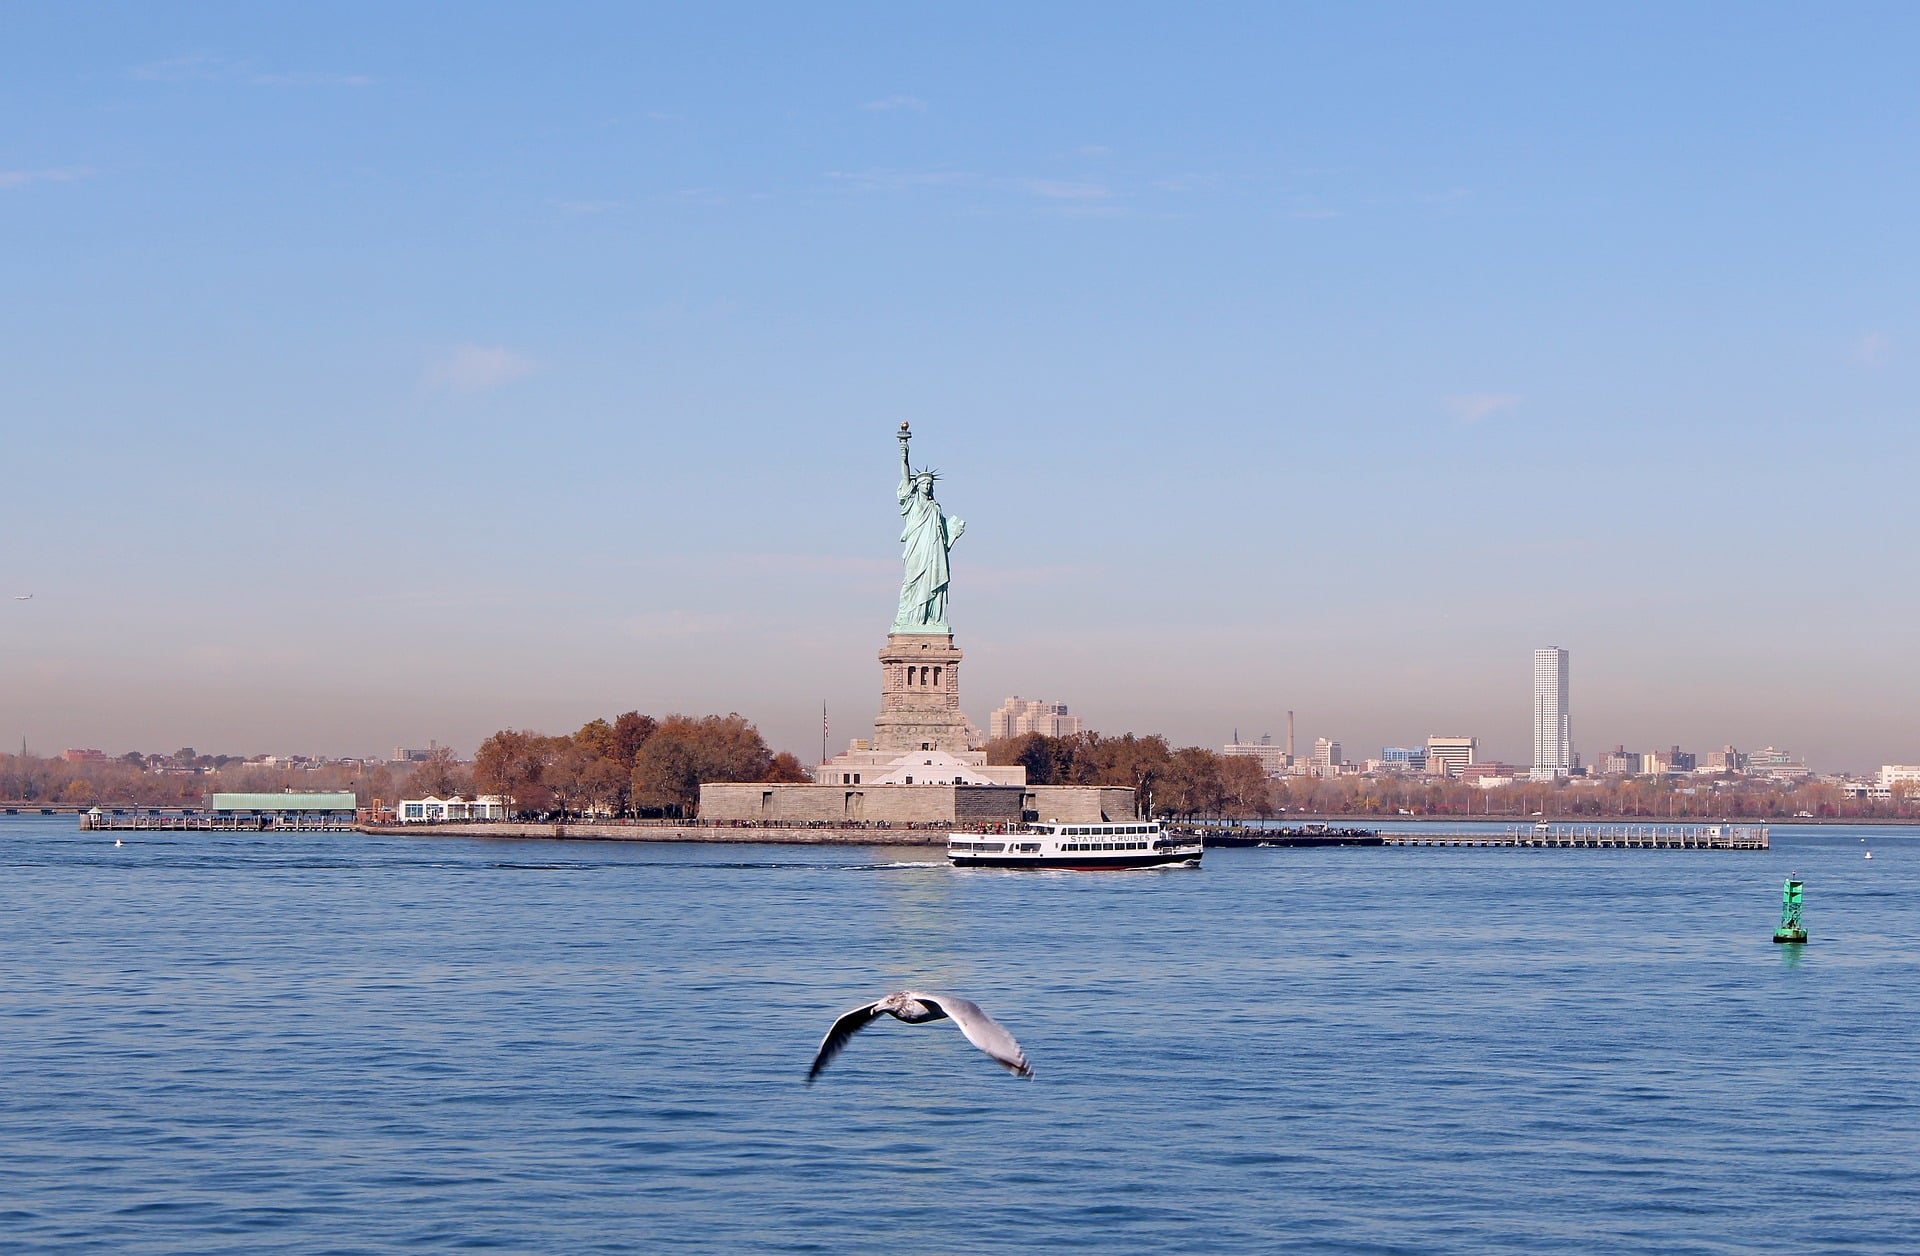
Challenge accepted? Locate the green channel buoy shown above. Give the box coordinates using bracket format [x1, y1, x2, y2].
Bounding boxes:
[1773, 877, 1807, 944]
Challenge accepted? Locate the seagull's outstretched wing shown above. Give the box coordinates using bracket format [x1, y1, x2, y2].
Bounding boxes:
[807, 1000, 884, 1083]
[914, 992, 1033, 1077]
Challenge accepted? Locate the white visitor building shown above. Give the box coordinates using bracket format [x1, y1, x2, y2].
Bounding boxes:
[396, 795, 510, 822]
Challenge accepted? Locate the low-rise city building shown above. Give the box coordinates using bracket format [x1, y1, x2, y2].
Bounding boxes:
[1223, 734, 1292, 777]
[1746, 746, 1810, 779]
[1379, 746, 1426, 772]
[1425, 736, 1477, 778]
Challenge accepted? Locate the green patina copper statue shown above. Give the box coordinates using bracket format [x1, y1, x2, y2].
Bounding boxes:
[893, 422, 965, 634]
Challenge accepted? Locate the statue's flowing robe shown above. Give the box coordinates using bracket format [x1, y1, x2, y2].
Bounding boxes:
[896, 475, 960, 630]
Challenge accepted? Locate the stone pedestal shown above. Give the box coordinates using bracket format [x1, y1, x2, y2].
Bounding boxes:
[872, 632, 971, 752]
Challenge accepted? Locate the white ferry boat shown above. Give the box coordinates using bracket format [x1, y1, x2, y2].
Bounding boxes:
[947, 820, 1202, 870]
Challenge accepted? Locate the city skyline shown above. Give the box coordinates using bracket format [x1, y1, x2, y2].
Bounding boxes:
[3, 7, 1916, 771]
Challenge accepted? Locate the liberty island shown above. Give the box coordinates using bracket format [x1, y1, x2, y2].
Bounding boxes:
[700, 424, 1132, 825]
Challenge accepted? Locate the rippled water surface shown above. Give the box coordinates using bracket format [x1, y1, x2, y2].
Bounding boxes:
[3, 815, 1917, 1252]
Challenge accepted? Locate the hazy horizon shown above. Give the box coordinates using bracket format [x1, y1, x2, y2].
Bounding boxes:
[4, 5, 1916, 773]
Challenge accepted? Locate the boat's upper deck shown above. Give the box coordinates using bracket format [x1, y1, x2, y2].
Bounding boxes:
[947, 819, 1198, 857]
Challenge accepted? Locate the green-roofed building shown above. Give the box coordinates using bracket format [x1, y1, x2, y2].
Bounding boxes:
[207, 792, 359, 830]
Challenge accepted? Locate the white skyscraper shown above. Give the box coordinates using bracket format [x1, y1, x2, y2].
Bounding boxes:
[1531, 647, 1573, 781]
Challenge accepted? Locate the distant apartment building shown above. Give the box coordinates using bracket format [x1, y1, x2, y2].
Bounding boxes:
[1425, 736, 1478, 779]
[1746, 746, 1810, 779]
[1642, 745, 1696, 775]
[1702, 745, 1745, 774]
[988, 696, 1084, 741]
[1531, 647, 1573, 781]
[1878, 764, 1920, 791]
[1223, 734, 1292, 777]
[60, 748, 108, 764]
[1311, 737, 1342, 768]
[1379, 746, 1427, 771]
[1598, 746, 1640, 776]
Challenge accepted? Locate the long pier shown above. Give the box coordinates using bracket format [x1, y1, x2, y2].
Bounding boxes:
[78, 812, 355, 832]
[1384, 822, 1768, 850]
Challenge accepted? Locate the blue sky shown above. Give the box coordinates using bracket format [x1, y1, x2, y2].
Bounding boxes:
[2, 3, 1916, 769]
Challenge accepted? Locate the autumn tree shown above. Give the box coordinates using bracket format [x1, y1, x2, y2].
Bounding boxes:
[473, 729, 555, 815]
[613, 712, 657, 765]
[408, 744, 470, 797]
[1157, 746, 1225, 818]
[633, 713, 780, 816]
[1217, 755, 1273, 818]
[766, 751, 810, 783]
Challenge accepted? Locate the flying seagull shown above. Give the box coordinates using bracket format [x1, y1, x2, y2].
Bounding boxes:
[11, 594, 30, 601]
[808, 990, 1032, 1083]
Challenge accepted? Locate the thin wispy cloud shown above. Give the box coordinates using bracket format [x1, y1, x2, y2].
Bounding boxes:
[1445, 393, 1523, 425]
[0, 166, 93, 190]
[826, 167, 1121, 211]
[861, 94, 926, 111]
[1152, 172, 1219, 193]
[1020, 179, 1111, 201]
[552, 198, 627, 215]
[130, 53, 371, 87]
[1853, 331, 1892, 365]
[422, 345, 538, 396]
[824, 167, 975, 194]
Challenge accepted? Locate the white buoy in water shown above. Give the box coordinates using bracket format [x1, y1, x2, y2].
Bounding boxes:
[1865, 851, 1873, 860]
[114, 839, 123, 848]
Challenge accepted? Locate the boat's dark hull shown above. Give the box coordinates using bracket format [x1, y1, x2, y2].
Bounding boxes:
[950, 852, 1202, 870]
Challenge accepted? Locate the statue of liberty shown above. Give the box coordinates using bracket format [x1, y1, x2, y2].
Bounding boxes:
[893, 422, 964, 633]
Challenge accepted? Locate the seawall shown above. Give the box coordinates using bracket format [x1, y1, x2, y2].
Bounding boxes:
[356, 822, 947, 845]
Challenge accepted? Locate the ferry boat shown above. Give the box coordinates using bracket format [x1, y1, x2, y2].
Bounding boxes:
[947, 820, 1202, 870]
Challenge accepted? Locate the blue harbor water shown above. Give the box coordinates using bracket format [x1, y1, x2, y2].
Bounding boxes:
[3, 814, 1917, 1252]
